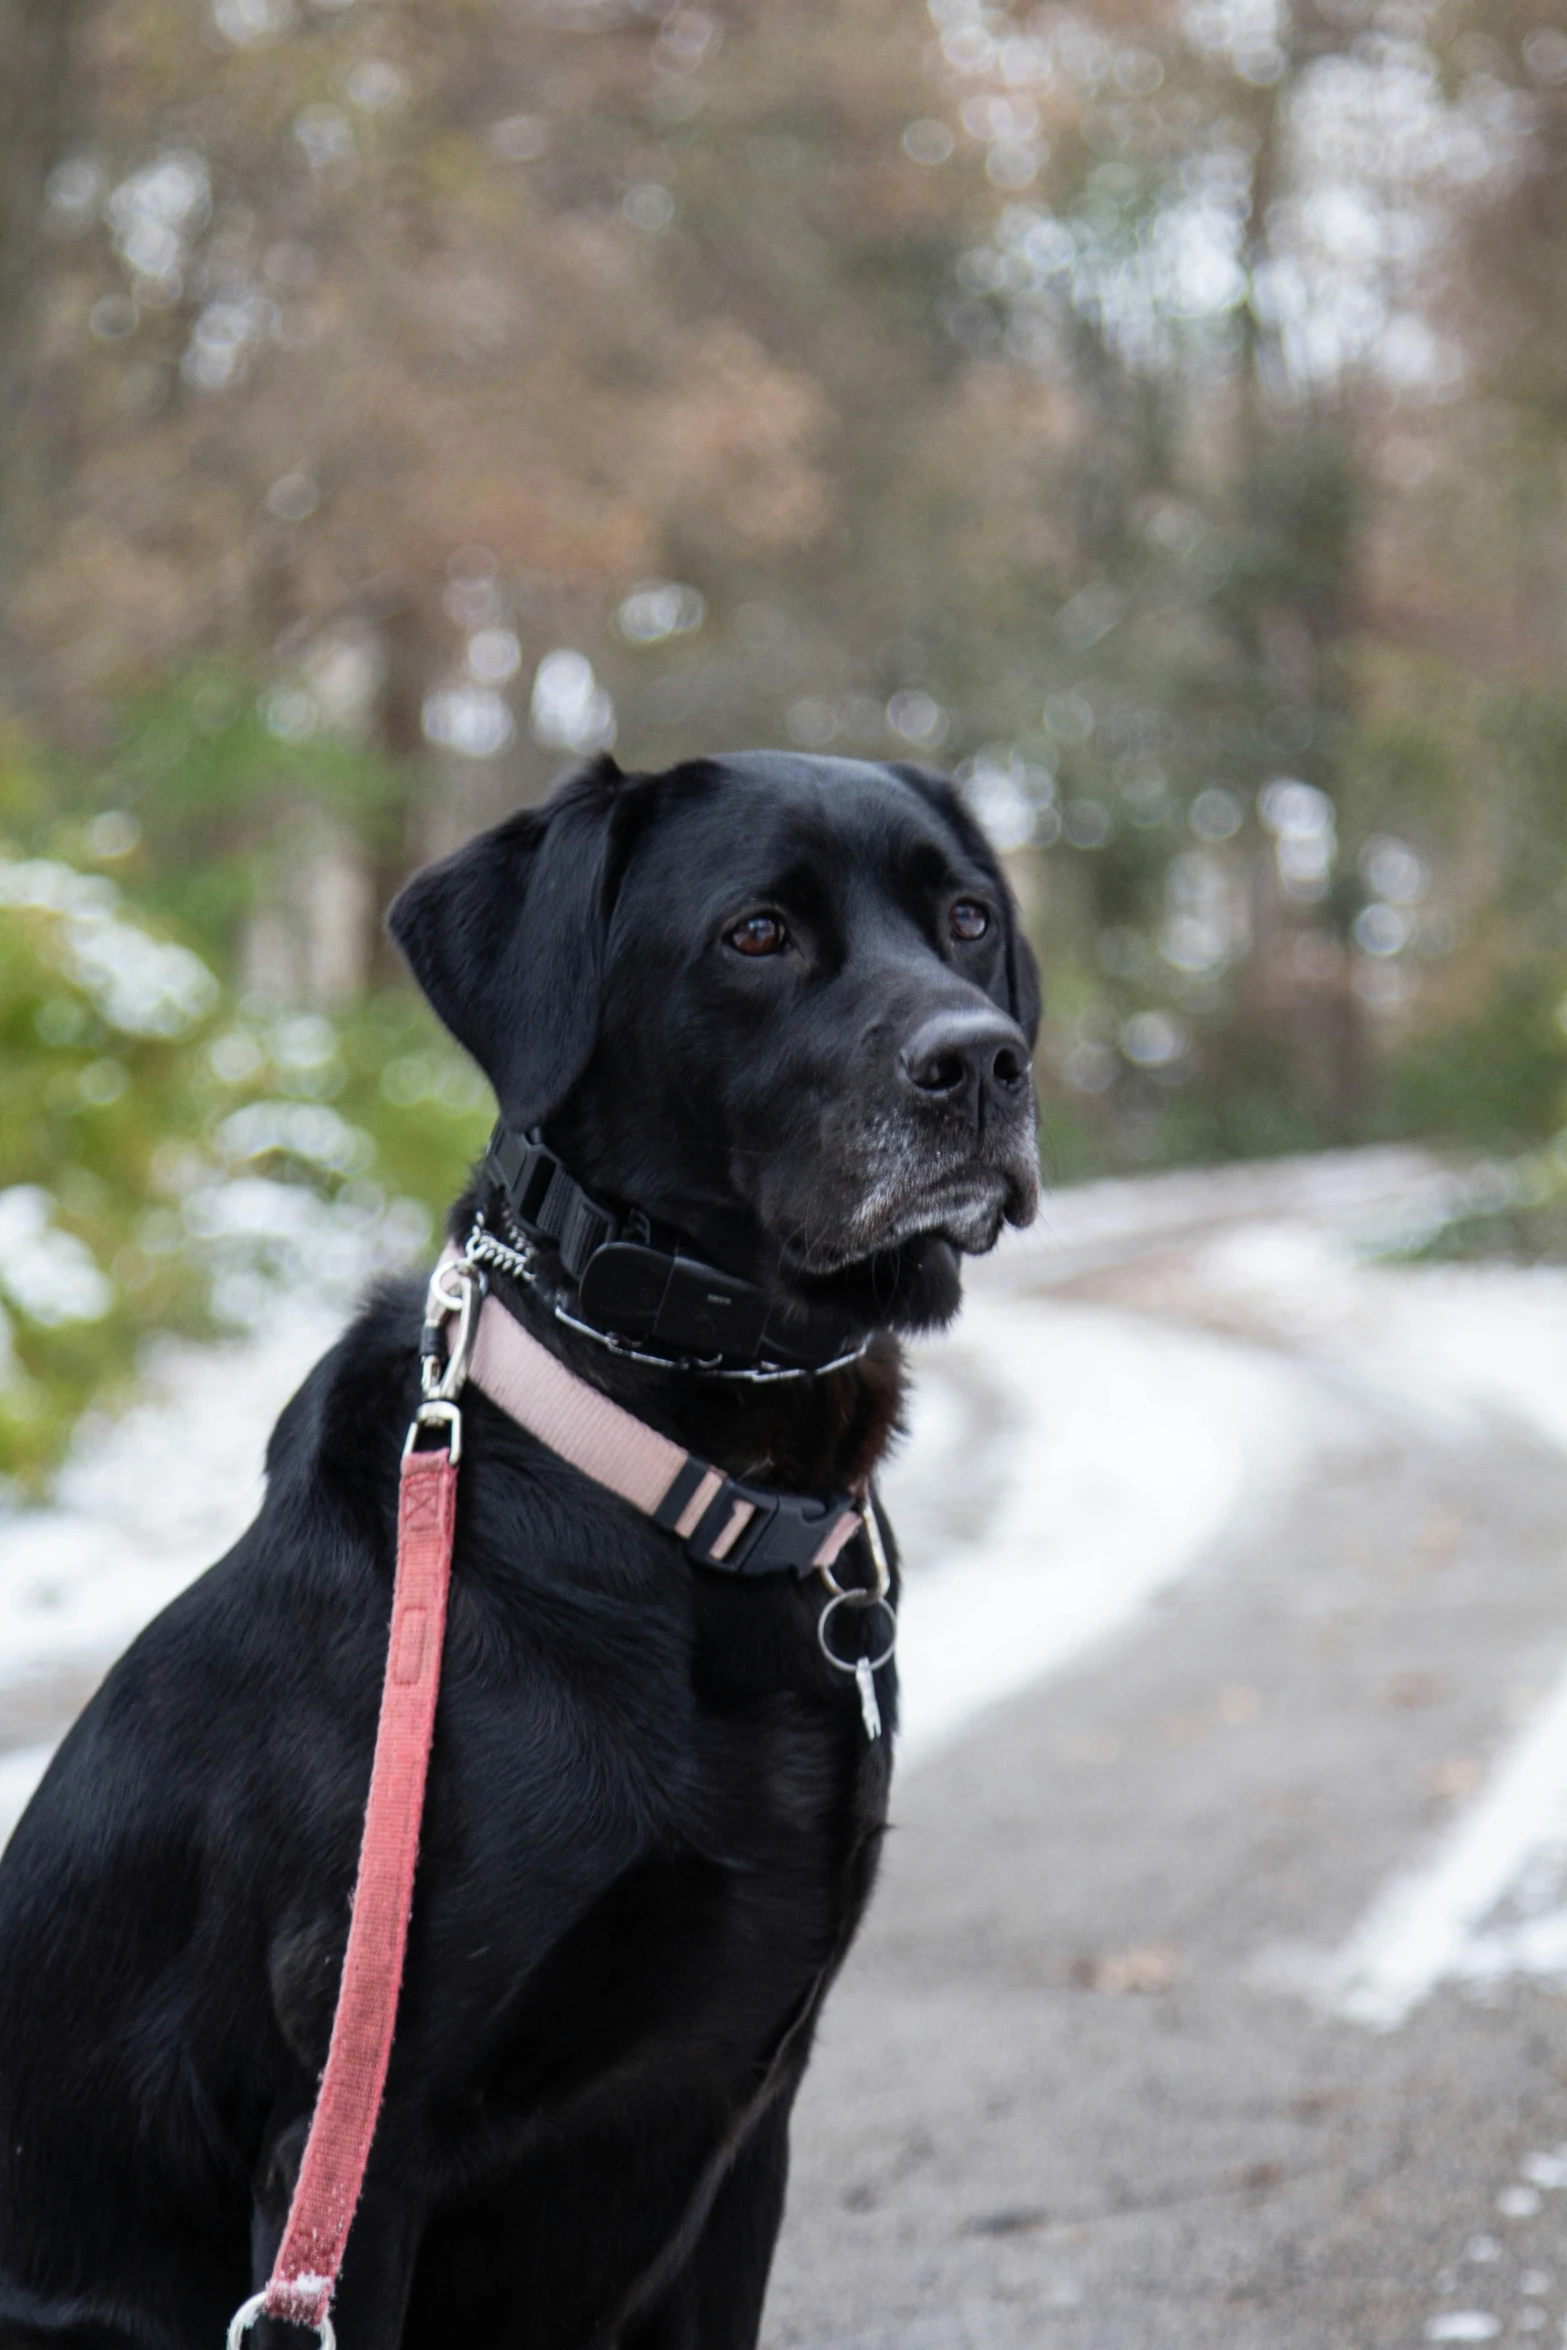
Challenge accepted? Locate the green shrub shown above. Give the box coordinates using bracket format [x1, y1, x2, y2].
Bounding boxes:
[0, 844, 492, 1496]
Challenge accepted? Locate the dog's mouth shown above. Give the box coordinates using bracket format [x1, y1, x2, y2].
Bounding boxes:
[869, 1171, 1020, 1256]
[773, 1140, 1039, 1280]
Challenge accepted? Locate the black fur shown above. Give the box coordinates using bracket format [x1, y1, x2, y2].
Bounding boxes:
[0, 752, 1039, 2349]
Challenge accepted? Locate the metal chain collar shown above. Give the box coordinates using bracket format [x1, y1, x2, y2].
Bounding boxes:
[461, 1211, 875, 1386]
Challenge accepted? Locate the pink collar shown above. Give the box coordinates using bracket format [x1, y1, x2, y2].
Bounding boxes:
[430, 1246, 867, 1578]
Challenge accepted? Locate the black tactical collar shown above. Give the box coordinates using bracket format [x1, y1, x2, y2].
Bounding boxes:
[479, 1124, 870, 1380]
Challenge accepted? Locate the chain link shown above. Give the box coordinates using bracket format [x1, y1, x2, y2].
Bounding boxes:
[461, 1212, 873, 1386]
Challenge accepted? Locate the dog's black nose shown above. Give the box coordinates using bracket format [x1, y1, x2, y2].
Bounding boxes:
[900, 1005, 1031, 1123]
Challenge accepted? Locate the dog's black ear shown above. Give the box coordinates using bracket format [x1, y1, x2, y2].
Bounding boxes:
[889, 762, 1042, 1044]
[388, 755, 626, 1129]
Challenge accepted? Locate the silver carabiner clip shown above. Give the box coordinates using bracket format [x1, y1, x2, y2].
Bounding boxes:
[408, 1256, 484, 1463]
[421, 1256, 483, 1405]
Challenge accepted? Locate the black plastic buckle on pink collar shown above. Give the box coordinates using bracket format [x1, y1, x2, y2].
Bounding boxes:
[652, 1455, 860, 1577]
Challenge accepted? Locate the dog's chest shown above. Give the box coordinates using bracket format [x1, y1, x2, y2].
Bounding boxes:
[395, 1679, 888, 2340]
[365, 1473, 895, 2239]
[449, 1679, 884, 2088]
[419, 1584, 884, 2072]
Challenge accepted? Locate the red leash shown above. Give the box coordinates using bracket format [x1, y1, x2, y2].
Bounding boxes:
[228, 1266, 479, 2349]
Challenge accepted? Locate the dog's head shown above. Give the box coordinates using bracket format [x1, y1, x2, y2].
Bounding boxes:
[390, 750, 1040, 1333]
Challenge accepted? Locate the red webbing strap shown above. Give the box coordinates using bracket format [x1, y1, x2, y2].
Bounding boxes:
[260, 1443, 458, 2333]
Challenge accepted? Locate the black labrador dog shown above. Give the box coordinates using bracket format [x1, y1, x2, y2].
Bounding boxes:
[0, 750, 1039, 2350]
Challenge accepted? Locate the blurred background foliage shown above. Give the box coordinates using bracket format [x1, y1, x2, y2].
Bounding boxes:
[5, 0, 1567, 1481]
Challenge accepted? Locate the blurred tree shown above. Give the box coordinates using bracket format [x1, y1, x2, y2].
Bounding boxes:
[1, 0, 1566, 1194]
[0, 0, 97, 623]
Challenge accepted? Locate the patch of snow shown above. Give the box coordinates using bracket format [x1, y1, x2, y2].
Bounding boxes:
[993, 1144, 1463, 1283]
[1295, 1587, 1567, 2028]
[885, 1290, 1326, 1768]
[0, 1298, 348, 1687]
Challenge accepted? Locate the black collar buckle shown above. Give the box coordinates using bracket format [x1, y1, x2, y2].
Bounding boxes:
[482, 1123, 863, 1374]
[653, 1459, 859, 1577]
[485, 1127, 615, 1280]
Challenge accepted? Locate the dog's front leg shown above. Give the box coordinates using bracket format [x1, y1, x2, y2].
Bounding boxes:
[620, 2091, 795, 2350]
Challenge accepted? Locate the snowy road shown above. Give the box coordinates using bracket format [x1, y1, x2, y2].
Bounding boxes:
[766, 1153, 1567, 2350]
[7, 1150, 1567, 2345]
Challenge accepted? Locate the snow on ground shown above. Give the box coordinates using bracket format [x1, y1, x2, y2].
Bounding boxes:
[0, 1301, 349, 1685]
[1169, 1218, 1567, 2025]
[885, 1287, 1325, 1767]
[1191, 1220, 1567, 1455]
[1314, 1660, 1567, 2031]
[1002, 1143, 1500, 1282]
[0, 1300, 351, 1836]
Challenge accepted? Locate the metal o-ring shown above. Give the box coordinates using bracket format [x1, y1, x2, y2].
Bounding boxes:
[227, 2292, 336, 2350]
[817, 1593, 897, 1675]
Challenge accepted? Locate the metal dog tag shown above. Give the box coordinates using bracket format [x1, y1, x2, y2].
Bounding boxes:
[855, 1657, 882, 1742]
[818, 1591, 896, 1745]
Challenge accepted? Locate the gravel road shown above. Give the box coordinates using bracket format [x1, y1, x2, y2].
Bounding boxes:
[765, 1159, 1567, 2350]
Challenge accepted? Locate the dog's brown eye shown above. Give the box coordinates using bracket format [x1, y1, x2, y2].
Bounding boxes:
[728, 913, 788, 957]
[950, 900, 990, 942]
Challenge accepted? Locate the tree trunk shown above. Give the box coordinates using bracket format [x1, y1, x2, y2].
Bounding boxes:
[0, 0, 94, 696]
